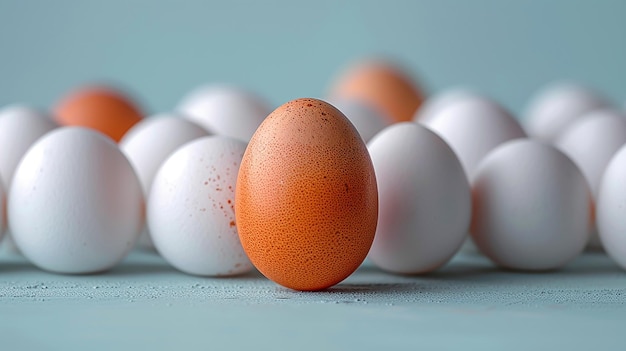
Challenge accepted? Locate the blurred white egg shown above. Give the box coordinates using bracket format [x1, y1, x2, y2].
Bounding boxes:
[471, 139, 591, 270]
[0, 104, 57, 251]
[0, 104, 57, 188]
[367, 123, 471, 273]
[597, 144, 626, 270]
[148, 136, 253, 276]
[177, 85, 271, 141]
[9, 127, 144, 273]
[555, 109, 626, 249]
[330, 99, 390, 142]
[524, 83, 609, 142]
[420, 96, 526, 180]
[0, 182, 5, 243]
[556, 109, 626, 196]
[120, 114, 210, 249]
[413, 88, 481, 124]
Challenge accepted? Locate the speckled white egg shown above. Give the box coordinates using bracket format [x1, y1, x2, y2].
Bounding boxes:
[9, 127, 144, 273]
[177, 85, 271, 141]
[413, 88, 481, 124]
[421, 96, 526, 180]
[555, 109, 626, 249]
[367, 123, 471, 273]
[330, 99, 390, 142]
[471, 139, 591, 270]
[148, 136, 253, 276]
[597, 144, 626, 269]
[120, 114, 210, 249]
[524, 83, 609, 142]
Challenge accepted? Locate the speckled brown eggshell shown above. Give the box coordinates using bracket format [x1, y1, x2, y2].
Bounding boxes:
[236, 98, 378, 291]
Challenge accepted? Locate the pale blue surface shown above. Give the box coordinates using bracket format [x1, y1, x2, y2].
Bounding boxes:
[1, 250, 625, 350]
[0, 0, 625, 116]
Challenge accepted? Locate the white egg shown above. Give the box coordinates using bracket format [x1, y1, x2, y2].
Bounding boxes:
[471, 139, 591, 270]
[524, 83, 609, 142]
[0, 104, 57, 188]
[9, 127, 144, 273]
[148, 136, 253, 276]
[330, 99, 390, 142]
[0, 104, 57, 251]
[421, 96, 526, 180]
[177, 85, 271, 141]
[120, 114, 210, 249]
[555, 109, 626, 249]
[367, 123, 471, 273]
[556, 109, 626, 195]
[597, 144, 626, 270]
[413, 88, 481, 124]
[0, 182, 5, 243]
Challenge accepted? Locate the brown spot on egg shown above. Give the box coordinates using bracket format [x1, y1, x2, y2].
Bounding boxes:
[236, 98, 378, 291]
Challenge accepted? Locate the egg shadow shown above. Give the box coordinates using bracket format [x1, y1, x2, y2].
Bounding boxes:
[354, 256, 501, 282]
[106, 261, 180, 276]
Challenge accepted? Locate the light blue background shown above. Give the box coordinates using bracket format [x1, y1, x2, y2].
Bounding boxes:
[0, 0, 625, 117]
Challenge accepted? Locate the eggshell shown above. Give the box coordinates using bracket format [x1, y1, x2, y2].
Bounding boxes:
[524, 83, 609, 142]
[120, 115, 210, 249]
[367, 122, 471, 274]
[413, 88, 481, 124]
[0, 104, 57, 188]
[421, 96, 526, 180]
[597, 144, 626, 270]
[0, 104, 57, 251]
[329, 60, 423, 123]
[178, 85, 271, 141]
[330, 99, 390, 142]
[148, 136, 252, 276]
[555, 109, 626, 249]
[236, 98, 378, 291]
[556, 109, 626, 196]
[9, 127, 144, 273]
[471, 139, 591, 270]
[55, 85, 144, 142]
[0, 183, 5, 243]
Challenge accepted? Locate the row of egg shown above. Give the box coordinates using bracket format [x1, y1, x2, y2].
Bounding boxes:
[0, 59, 626, 291]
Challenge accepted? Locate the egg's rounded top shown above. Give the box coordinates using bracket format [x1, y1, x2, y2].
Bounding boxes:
[237, 98, 378, 291]
[54, 85, 144, 142]
[251, 98, 361, 148]
[524, 82, 609, 142]
[329, 59, 424, 123]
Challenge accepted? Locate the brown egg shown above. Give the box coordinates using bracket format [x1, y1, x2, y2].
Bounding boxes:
[236, 98, 378, 291]
[55, 86, 143, 142]
[329, 59, 424, 123]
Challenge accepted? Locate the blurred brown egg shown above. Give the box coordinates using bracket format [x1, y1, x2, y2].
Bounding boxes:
[55, 86, 144, 142]
[329, 59, 424, 123]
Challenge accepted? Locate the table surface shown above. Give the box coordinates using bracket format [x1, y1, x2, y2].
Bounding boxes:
[1, 247, 625, 350]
